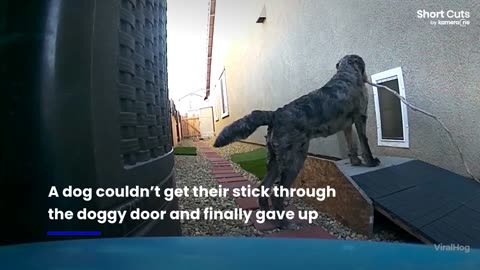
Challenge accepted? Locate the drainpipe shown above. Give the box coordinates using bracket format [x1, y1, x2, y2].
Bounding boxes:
[204, 0, 216, 100]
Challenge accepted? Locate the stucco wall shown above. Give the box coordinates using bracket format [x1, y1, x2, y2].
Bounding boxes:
[210, 0, 480, 178]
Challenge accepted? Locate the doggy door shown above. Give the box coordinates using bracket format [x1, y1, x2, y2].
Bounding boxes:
[371, 67, 409, 148]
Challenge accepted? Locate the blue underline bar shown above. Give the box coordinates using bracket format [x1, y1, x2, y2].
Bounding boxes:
[47, 231, 101, 236]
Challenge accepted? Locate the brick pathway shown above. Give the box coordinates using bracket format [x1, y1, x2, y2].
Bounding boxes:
[196, 142, 336, 240]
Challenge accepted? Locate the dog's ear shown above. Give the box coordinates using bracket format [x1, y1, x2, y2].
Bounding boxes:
[335, 61, 339, 69]
[351, 56, 368, 81]
[352, 57, 365, 75]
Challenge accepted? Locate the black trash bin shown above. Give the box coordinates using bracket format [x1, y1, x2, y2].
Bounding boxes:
[1, 0, 181, 245]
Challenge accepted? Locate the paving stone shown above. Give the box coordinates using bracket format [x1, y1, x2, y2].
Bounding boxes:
[211, 163, 232, 167]
[212, 169, 236, 174]
[220, 180, 253, 189]
[223, 182, 257, 197]
[205, 155, 221, 159]
[216, 181, 256, 197]
[213, 172, 241, 178]
[210, 159, 230, 162]
[213, 171, 237, 176]
[217, 176, 248, 184]
[235, 197, 260, 210]
[212, 164, 232, 168]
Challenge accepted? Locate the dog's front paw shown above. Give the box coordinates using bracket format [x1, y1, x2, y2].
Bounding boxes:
[350, 156, 362, 166]
[365, 157, 381, 167]
[258, 197, 270, 211]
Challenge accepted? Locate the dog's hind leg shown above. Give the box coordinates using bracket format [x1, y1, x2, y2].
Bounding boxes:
[343, 126, 362, 166]
[258, 128, 280, 211]
[354, 115, 380, 167]
[258, 155, 279, 211]
[272, 140, 309, 228]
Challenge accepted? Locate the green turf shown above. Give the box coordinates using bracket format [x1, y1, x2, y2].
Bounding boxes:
[230, 148, 267, 180]
[230, 148, 267, 162]
[236, 159, 267, 180]
[173, 147, 197, 156]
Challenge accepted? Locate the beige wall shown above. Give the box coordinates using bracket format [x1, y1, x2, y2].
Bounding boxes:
[210, 0, 480, 178]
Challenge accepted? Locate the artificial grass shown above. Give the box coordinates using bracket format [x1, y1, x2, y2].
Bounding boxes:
[230, 148, 267, 180]
[236, 159, 268, 180]
[230, 148, 267, 162]
[173, 146, 197, 156]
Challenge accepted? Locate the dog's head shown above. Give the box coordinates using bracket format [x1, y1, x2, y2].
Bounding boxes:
[336, 55, 368, 82]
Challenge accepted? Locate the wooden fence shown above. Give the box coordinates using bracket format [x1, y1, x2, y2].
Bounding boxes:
[181, 117, 201, 138]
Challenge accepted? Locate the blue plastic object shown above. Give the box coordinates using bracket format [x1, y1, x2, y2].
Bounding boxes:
[0, 237, 479, 269]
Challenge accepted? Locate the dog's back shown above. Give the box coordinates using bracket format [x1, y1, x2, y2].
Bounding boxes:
[272, 65, 368, 139]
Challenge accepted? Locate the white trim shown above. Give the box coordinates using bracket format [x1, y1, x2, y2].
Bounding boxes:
[371, 67, 409, 148]
[212, 83, 219, 122]
[219, 68, 229, 118]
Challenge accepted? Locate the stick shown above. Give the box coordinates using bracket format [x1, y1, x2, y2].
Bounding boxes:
[366, 81, 479, 183]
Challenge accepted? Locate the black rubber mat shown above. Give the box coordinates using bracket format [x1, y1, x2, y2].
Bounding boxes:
[351, 160, 480, 247]
[419, 205, 480, 246]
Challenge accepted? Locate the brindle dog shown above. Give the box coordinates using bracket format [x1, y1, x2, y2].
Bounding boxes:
[213, 55, 380, 228]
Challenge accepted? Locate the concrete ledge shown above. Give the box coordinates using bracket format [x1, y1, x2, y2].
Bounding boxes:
[335, 156, 413, 177]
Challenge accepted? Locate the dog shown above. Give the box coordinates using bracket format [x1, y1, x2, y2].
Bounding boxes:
[213, 55, 380, 228]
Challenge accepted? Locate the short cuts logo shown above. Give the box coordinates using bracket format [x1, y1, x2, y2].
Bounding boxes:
[417, 9, 471, 27]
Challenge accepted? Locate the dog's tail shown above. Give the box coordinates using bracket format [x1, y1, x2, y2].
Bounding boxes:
[213, 110, 274, 147]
